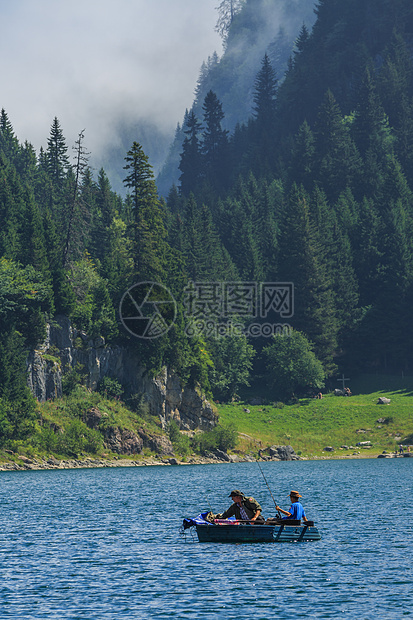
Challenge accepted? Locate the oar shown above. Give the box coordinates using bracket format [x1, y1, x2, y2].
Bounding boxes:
[256, 459, 281, 517]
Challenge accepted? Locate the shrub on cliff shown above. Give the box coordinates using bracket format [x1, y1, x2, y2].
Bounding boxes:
[97, 377, 124, 399]
[62, 363, 86, 395]
[197, 423, 237, 454]
[167, 420, 191, 456]
[57, 419, 103, 457]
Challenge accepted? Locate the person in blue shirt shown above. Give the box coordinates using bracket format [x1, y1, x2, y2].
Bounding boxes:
[276, 490, 308, 521]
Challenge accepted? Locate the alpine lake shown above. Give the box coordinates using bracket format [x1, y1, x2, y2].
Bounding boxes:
[0, 458, 412, 619]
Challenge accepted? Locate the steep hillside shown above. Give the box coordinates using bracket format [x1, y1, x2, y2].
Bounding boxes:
[157, 0, 317, 195]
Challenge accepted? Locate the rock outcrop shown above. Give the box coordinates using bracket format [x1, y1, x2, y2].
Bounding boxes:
[259, 445, 300, 461]
[27, 315, 218, 431]
[102, 426, 144, 455]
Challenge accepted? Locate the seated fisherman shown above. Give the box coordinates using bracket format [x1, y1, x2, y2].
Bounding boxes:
[218, 490, 264, 524]
[276, 490, 308, 522]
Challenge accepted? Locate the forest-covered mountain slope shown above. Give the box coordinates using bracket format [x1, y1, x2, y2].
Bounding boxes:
[164, 0, 413, 385]
[1, 0, 413, 453]
[156, 0, 317, 195]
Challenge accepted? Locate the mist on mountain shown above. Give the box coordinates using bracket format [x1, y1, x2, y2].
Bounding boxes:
[156, 0, 317, 196]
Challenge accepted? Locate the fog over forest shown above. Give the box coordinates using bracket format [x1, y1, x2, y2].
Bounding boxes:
[0, 0, 222, 170]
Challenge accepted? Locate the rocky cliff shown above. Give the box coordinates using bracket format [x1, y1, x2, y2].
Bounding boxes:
[27, 315, 218, 431]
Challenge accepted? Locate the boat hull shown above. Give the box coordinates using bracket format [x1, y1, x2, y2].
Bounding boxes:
[195, 523, 321, 543]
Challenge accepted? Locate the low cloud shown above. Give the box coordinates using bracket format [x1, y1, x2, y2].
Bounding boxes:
[1, 0, 222, 158]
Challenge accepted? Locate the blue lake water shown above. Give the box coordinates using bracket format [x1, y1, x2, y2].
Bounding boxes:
[0, 458, 412, 619]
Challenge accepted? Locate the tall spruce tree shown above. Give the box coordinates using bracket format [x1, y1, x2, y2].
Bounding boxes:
[311, 186, 359, 339]
[289, 121, 316, 192]
[123, 142, 168, 282]
[45, 117, 70, 186]
[252, 53, 278, 126]
[314, 90, 363, 201]
[16, 141, 38, 186]
[0, 155, 36, 262]
[217, 194, 263, 281]
[201, 91, 229, 195]
[352, 68, 394, 199]
[352, 196, 384, 308]
[250, 53, 278, 174]
[0, 109, 19, 164]
[179, 109, 203, 196]
[89, 169, 116, 277]
[277, 184, 338, 374]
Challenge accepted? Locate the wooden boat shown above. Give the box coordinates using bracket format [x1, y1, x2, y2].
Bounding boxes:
[195, 520, 321, 543]
[182, 514, 321, 543]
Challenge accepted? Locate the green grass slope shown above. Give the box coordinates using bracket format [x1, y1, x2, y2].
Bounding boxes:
[2, 375, 412, 464]
[217, 375, 413, 458]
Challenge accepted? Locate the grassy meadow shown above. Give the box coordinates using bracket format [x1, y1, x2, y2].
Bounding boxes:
[2, 374, 413, 464]
[217, 374, 413, 459]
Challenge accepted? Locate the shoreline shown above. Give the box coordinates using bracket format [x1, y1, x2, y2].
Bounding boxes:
[0, 450, 410, 472]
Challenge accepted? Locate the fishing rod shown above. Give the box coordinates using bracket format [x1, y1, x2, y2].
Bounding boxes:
[256, 458, 281, 517]
[205, 492, 214, 513]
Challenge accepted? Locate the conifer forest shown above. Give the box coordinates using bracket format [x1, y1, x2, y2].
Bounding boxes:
[1, 0, 413, 443]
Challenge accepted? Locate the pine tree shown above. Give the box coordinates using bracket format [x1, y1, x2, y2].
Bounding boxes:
[62, 130, 90, 266]
[389, 93, 413, 184]
[311, 187, 359, 337]
[217, 194, 263, 281]
[314, 90, 363, 201]
[179, 109, 203, 196]
[166, 184, 183, 214]
[352, 196, 413, 370]
[16, 141, 38, 186]
[352, 68, 395, 174]
[250, 54, 278, 173]
[0, 156, 27, 260]
[294, 24, 310, 57]
[20, 187, 50, 278]
[252, 53, 278, 126]
[289, 121, 316, 191]
[277, 184, 338, 374]
[253, 177, 280, 282]
[215, 0, 245, 45]
[89, 169, 116, 274]
[45, 117, 70, 186]
[0, 109, 19, 164]
[42, 210, 76, 315]
[193, 53, 220, 109]
[352, 197, 384, 308]
[378, 30, 413, 127]
[180, 196, 238, 281]
[123, 142, 168, 282]
[201, 91, 229, 194]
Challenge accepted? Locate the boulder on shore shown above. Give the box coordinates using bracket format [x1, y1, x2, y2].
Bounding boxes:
[260, 445, 299, 461]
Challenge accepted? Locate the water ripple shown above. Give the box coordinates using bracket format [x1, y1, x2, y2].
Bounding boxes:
[0, 460, 412, 618]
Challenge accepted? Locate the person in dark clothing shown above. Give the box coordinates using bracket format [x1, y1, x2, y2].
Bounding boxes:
[218, 490, 265, 524]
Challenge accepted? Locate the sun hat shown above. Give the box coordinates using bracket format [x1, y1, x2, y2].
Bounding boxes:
[290, 490, 302, 498]
[229, 490, 243, 497]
